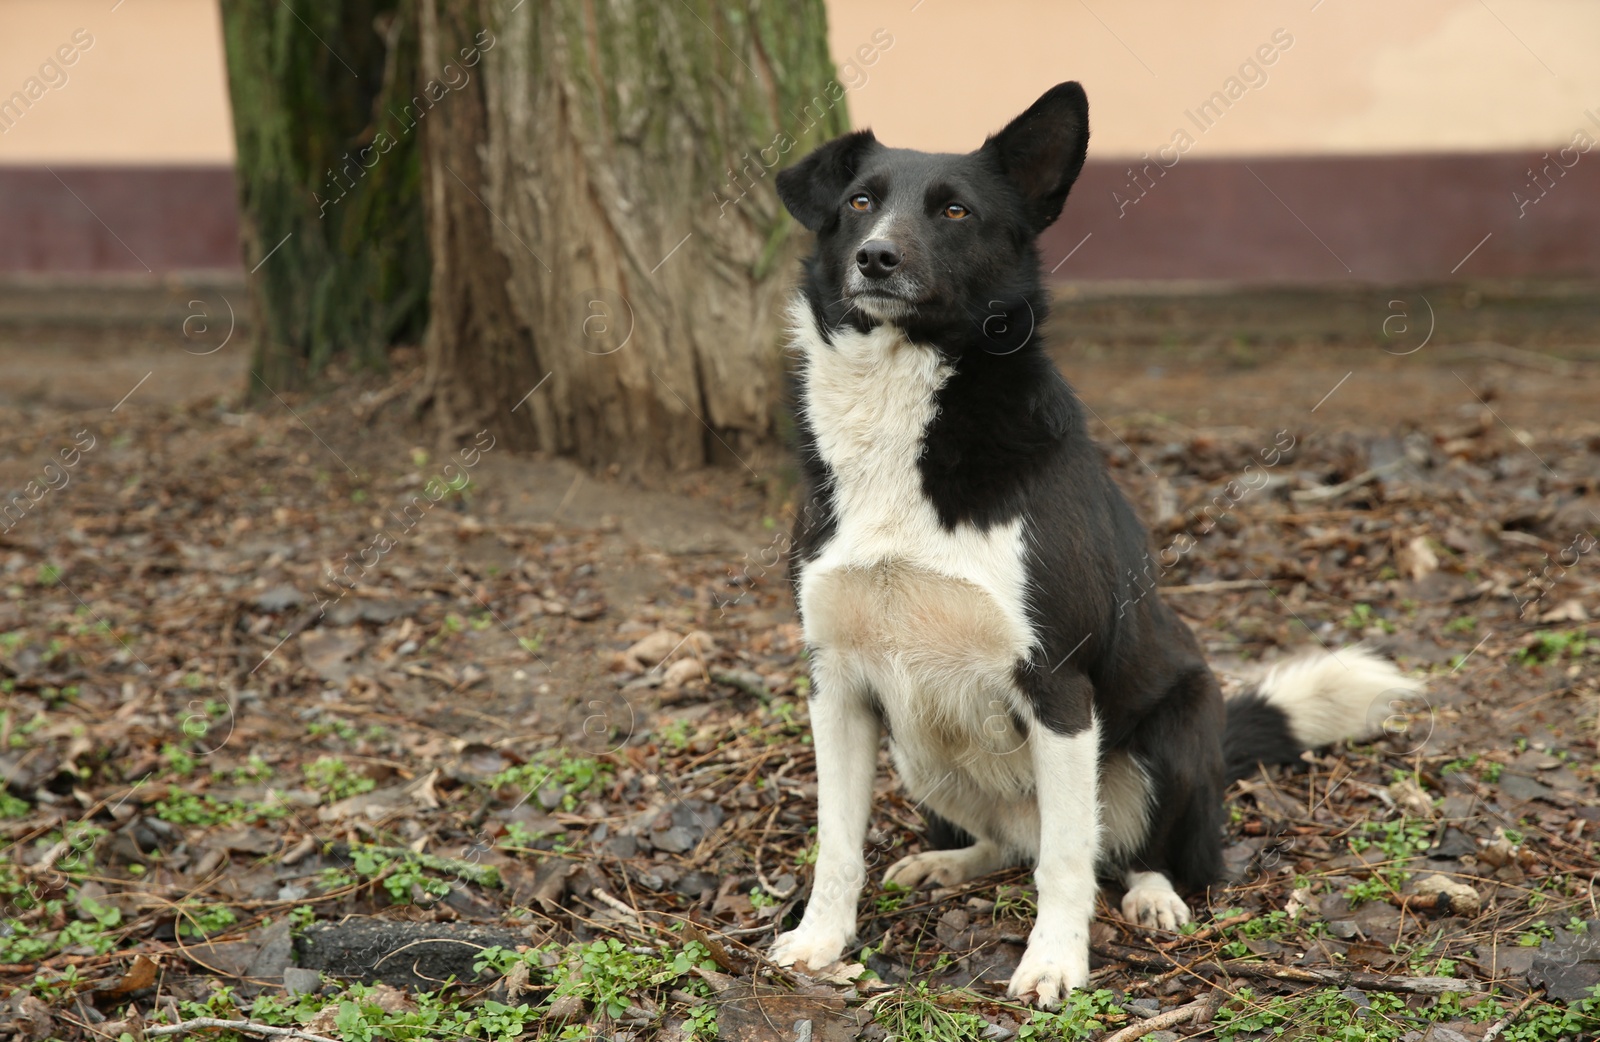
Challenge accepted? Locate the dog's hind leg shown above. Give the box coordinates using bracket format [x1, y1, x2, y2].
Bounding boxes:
[1121, 869, 1191, 930]
[884, 838, 1008, 889]
[1120, 664, 1228, 930]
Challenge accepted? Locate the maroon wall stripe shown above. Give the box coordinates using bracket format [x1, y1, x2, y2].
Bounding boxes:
[1042, 151, 1600, 283]
[3, 152, 1598, 281]
[0, 166, 243, 274]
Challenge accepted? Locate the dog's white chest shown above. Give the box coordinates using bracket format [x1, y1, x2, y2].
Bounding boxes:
[794, 316, 1037, 799]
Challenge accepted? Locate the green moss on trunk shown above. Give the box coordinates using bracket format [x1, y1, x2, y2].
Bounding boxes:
[219, 0, 430, 389]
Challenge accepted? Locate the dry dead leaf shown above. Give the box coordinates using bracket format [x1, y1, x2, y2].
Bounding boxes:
[625, 629, 683, 667]
[318, 768, 439, 822]
[1396, 535, 1439, 580]
[93, 954, 158, 1000]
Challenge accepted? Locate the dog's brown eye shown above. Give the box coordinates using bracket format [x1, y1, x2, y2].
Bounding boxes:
[849, 193, 873, 212]
[943, 203, 970, 220]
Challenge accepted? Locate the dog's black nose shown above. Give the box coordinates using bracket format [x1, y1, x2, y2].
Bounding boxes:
[855, 239, 902, 279]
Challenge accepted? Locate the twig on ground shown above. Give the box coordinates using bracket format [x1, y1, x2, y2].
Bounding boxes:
[1159, 580, 1270, 595]
[279, 834, 317, 866]
[1456, 341, 1585, 375]
[592, 886, 646, 926]
[1481, 991, 1543, 1041]
[1290, 459, 1406, 503]
[709, 667, 771, 699]
[353, 367, 423, 422]
[1098, 942, 1476, 996]
[1158, 911, 1253, 948]
[23, 839, 70, 876]
[144, 1018, 339, 1042]
[753, 809, 800, 900]
[1220, 961, 1479, 994]
[1100, 997, 1209, 1042]
[371, 936, 489, 969]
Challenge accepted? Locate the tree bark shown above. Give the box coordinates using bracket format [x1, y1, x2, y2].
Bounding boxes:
[219, 0, 430, 388]
[417, 0, 848, 472]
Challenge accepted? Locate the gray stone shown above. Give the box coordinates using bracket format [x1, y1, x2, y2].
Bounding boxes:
[326, 599, 412, 625]
[246, 919, 294, 982]
[672, 870, 718, 896]
[1497, 772, 1556, 803]
[1352, 901, 1403, 943]
[282, 967, 323, 996]
[650, 825, 697, 853]
[603, 832, 638, 858]
[253, 584, 305, 612]
[1429, 827, 1477, 860]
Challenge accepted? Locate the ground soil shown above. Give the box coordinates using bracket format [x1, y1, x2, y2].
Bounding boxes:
[3, 277, 1600, 1040]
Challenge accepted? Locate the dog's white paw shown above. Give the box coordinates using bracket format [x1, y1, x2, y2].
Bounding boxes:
[770, 924, 851, 971]
[883, 850, 976, 889]
[1006, 932, 1090, 1009]
[1121, 883, 1192, 932]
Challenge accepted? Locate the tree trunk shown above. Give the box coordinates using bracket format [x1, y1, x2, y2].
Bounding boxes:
[219, 0, 430, 388]
[417, 0, 848, 472]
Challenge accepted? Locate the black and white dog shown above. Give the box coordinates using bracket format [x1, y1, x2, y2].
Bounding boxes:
[768, 82, 1421, 1007]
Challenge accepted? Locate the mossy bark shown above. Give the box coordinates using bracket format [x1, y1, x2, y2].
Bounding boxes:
[417, 0, 849, 472]
[219, 0, 430, 388]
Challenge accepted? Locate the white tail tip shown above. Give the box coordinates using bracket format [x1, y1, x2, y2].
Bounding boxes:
[1248, 645, 1425, 748]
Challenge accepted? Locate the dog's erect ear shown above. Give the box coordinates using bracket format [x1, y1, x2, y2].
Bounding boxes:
[981, 82, 1089, 233]
[777, 129, 879, 232]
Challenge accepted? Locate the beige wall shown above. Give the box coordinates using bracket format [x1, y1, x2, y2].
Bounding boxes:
[0, 0, 233, 164]
[2, 0, 1597, 165]
[828, 0, 1600, 157]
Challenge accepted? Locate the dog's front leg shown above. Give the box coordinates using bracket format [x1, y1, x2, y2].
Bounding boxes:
[771, 657, 878, 970]
[1008, 690, 1100, 1008]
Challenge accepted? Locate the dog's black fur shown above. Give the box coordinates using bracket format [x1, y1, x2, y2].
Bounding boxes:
[778, 82, 1301, 895]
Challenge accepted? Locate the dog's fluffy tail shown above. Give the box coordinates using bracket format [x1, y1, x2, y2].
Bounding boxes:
[1223, 646, 1423, 784]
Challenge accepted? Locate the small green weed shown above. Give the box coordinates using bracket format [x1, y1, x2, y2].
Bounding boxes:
[306, 717, 360, 742]
[349, 847, 452, 905]
[1518, 630, 1592, 665]
[1017, 988, 1126, 1040]
[872, 982, 996, 1041]
[1345, 869, 1411, 908]
[153, 786, 289, 827]
[486, 753, 613, 812]
[1343, 602, 1396, 634]
[179, 904, 239, 939]
[303, 756, 376, 801]
[1348, 818, 1432, 861]
[993, 884, 1036, 922]
[875, 881, 910, 914]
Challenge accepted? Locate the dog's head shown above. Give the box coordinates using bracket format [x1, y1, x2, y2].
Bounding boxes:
[777, 82, 1088, 353]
